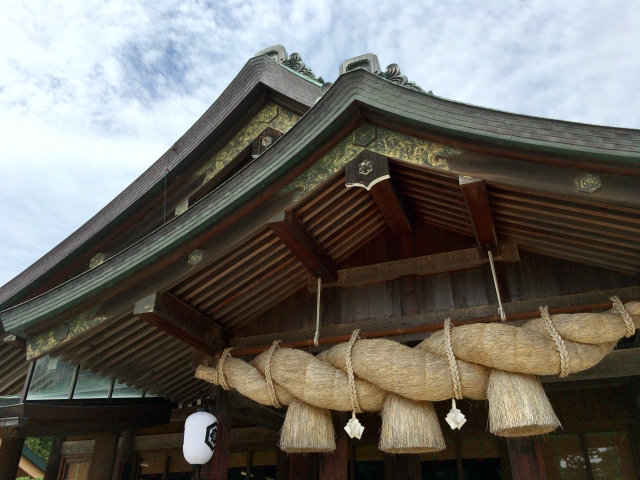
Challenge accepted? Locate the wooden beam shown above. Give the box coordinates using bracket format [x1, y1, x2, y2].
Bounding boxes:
[43, 436, 65, 480]
[308, 243, 519, 291]
[268, 211, 337, 282]
[459, 175, 499, 256]
[542, 348, 640, 383]
[134, 292, 230, 356]
[232, 285, 640, 355]
[345, 150, 411, 234]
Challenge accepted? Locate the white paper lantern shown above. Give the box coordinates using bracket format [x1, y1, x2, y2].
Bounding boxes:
[183, 410, 218, 466]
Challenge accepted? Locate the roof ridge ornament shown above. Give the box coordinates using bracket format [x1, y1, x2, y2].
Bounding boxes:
[254, 45, 324, 84]
[281, 53, 325, 84]
[374, 63, 429, 94]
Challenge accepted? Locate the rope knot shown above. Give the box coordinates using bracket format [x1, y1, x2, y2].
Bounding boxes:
[540, 306, 570, 378]
[610, 296, 636, 338]
[264, 340, 282, 408]
[345, 330, 363, 414]
[216, 348, 233, 390]
[443, 318, 463, 400]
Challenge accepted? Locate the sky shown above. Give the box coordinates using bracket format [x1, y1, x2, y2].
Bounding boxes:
[1, 0, 639, 288]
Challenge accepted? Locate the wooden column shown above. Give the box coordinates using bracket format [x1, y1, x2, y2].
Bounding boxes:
[384, 453, 422, 480]
[398, 233, 420, 316]
[319, 412, 349, 480]
[208, 385, 231, 480]
[114, 430, 136, 480]
[288, 453, 318, 480]
[0, 437, 25, 480]
[87, 433, 119, 480]
[507, 438, 547, 480]
[44, 436, 66, 480]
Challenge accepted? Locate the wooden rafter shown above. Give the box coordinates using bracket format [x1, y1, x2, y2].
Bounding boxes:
[345, 150, 412, 235]
[268, 211, 338, 282]
[134, 292, 231, 356]
[459, 175, 499, 256]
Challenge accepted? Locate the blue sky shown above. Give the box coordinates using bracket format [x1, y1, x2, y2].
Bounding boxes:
[1, 0, 639, 288]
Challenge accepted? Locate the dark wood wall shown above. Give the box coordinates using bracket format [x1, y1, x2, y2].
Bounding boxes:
[236, 221, 637, 337]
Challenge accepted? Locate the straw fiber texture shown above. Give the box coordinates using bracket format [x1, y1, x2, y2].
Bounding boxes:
[279, 398, 336, 453]
[196, 299, 638, 447]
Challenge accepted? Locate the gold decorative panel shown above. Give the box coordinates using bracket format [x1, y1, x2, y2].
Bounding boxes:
[27, 305, 106, 361]
[196, 102, 300, 183]
[281, 124, 464, 201]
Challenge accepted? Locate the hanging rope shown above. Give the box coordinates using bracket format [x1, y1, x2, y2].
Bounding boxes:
[314, 277, 322, 346]
[610, 296, 636, 338]
[345, 330, 363, 414]
[443, 318, 463, 400]
[216, 348, 233, 390]
[264, 340, 282, 408]
[540, 306, 570, 378]
[487, 250, 506, 322]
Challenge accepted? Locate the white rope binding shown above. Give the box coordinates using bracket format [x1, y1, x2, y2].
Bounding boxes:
[314, 277, 322, 346]
[487, 250, 506, 322]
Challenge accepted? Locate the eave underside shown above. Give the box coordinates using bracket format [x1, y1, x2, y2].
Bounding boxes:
[34, 155, 640, 404]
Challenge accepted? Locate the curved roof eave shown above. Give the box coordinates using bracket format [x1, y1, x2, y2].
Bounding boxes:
[2, 68, 639, 336]
[0, 55, 322, 311]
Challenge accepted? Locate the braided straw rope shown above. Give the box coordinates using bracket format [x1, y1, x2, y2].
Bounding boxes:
[216, 347, 233, 390]
[443, 318, 463, 400]
[265, 340, 283, 408]
[345, 330, 363, 414]
[540, 306, 570, 378]
[611, 296, 636, 338]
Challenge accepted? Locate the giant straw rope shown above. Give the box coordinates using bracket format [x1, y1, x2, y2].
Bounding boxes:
[196, 298, 640, 450]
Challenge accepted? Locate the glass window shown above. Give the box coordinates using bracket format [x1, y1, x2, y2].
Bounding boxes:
[62, 459, 90, 480]
[539, 433, 588, 480]
[27, 356, 76, 400]
[72, 367, 112, 399]
[111, 379, 143, 398]
[138, 455, 165, 479]
[586, 431, 637, 479]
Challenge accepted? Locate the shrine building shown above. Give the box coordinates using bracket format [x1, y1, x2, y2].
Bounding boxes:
[1, 45, 640, 480]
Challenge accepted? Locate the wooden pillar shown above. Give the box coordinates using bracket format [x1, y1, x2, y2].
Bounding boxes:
[319, 412, 348, 480]
[276, 449, 288, 480]
[208, 386, 231, 480]
[288, 453, 318, 480]
[397, 233, 420, 316]
[87, 433, 120, 480]
[114, 430, 136, 480]
[44, 436, 66, 480]
[0, 437, 25, 480]
[384, 453, 421, 480]
[507, 437, 547, 480]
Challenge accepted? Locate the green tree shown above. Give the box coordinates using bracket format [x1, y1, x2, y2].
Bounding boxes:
[24, 436, 52, 461]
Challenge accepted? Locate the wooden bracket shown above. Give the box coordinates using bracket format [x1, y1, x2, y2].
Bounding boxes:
[134, 292, 231, 355]
[268, 211, 338, 282]
[3, 334, 26, 351]
[459, 175, 499, 256]
[252, 127, 283, 158]
[345, 150, 411, 234]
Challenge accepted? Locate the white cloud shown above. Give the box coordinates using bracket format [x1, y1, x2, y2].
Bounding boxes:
[1, 0, 639, 287]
